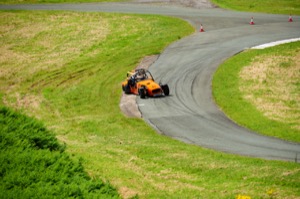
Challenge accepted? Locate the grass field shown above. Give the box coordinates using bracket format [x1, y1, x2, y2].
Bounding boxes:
[1, 9, 300, 199]
[213, 42, 300, 143]
[211, 0, 300, 15]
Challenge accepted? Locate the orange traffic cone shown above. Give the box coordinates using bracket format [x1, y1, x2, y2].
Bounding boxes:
[289, 14, 293, 22]
[199, 24, 205, 32]
[249, 17, 255, 25]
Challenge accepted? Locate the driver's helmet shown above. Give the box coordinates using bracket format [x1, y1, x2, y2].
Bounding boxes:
[136, 69, 147, 80]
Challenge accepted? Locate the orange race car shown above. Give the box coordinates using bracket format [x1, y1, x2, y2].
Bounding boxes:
[122, 69, 169, 99]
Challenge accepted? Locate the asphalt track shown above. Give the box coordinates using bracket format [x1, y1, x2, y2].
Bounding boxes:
[1, 3, 300, 161]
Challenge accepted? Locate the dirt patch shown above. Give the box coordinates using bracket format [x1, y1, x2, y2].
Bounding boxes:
[119, 55, 159, 118]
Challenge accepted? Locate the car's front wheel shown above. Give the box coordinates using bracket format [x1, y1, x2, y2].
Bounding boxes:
[161, 84, 169, 96]
[138, 87, 146, 99]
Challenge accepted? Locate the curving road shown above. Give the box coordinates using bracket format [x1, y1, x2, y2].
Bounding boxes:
[1, 3, 300, 161]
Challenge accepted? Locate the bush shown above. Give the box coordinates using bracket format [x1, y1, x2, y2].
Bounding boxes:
[0, 107, 120, 199]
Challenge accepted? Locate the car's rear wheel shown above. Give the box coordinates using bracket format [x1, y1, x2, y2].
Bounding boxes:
[161, 84, 169, 96]
[138, 87, 146, 99]
[124, 84, 131, 94]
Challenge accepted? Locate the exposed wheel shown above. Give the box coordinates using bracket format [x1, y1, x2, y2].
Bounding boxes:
[124, 84, 131, 94]
[161, 84, 169, 96]
[128, 79, 134, 86]
[138, 87, 146, 99]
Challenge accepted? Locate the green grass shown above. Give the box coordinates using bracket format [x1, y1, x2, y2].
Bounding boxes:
[1, 10, 300, 199]
[212, 42, 300, 143]
[211, 0, 300, 15]
[0, 106, 120, 199]
[0, 0, 126, 4]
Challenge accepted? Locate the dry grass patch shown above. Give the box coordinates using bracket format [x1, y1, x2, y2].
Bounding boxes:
[240, 53, 300, 130]
[118, 186, 138, 199]
[0, 12, 109, 94]
[2, 92, 43, 115]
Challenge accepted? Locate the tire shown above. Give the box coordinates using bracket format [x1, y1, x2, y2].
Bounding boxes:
[161, 84, 169, 96]
[124, 84, 131, 94]
[128, 79, 134, 86]
[138, 87, 146, 99]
